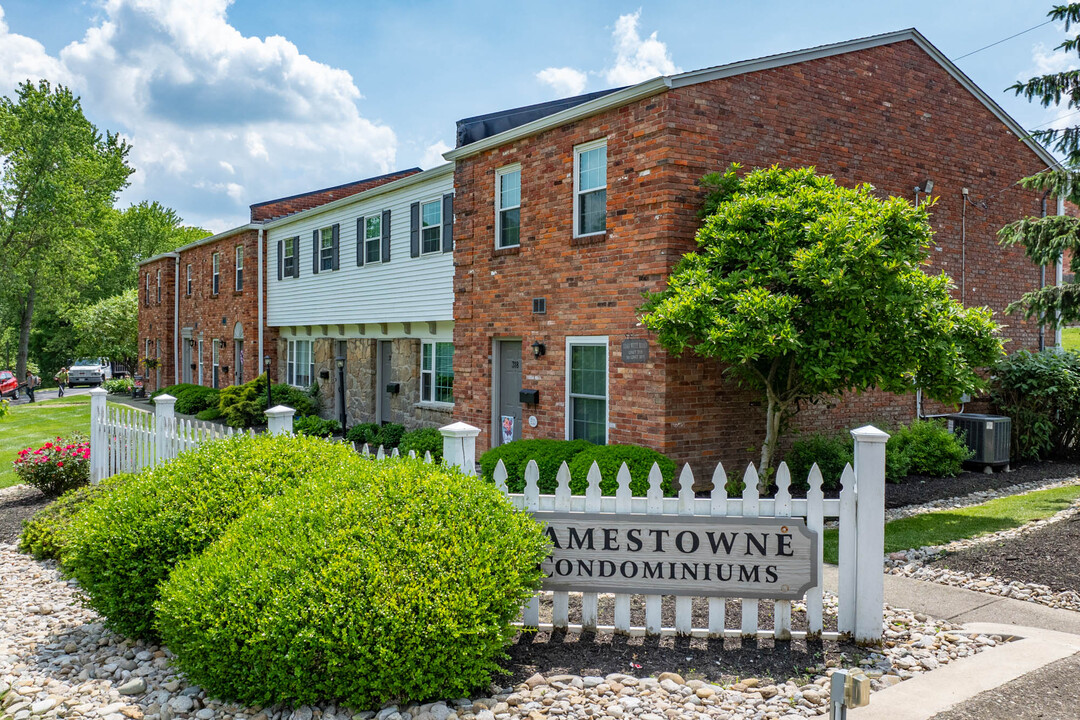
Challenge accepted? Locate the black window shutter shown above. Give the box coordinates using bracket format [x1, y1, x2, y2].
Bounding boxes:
[410, 202, 420, 258]
[442, 193, 454, 253]
[312, 229, 320, 275]
[381, 209, 391, 262]
[332, 223, 340, 271]
[356, 217, 365, 266]
[292, 237, 300, 278]
[277, 240, 283, 280]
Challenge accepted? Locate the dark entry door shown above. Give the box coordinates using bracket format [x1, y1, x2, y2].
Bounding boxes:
[378, 340, 392, 424]
[497, 341, 522, 445]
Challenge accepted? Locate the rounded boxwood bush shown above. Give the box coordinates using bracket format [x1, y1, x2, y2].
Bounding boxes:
[345, 423, 380, 445]
[567, 444, 676, 496]
[784, 433, 852, 491]
[398, 427, 443, 460]
[886, 418, 973, 483]
[174, 386, 219, 415]
[373, 422, 405, 449]
[479, 439, 593, 493]
[155, 458, 548, 709]
[62, 434, 364, 640]
[19, 474, 129, 561]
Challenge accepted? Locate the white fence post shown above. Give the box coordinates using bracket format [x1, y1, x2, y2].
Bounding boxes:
[852, 424, 889, 644]
[154, 393, 177, 466]
[89, 388, 107, 483]
[439, 422, 480, 475]
[265, 405, 295, 435]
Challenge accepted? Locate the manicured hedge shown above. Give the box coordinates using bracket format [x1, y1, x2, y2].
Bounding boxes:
[151, 383, 199, 402]
[174, 386, 219, 415]
[398, 427, 443, 460]
[61, 434, 363, 639]
[374, 423, 405, 449]
[479, 439, 594, 493]
[156, 458, 548, 708]
[567, 444, 676, 496]
[345, 423, 380, 445]
[19, 474, 129, 561]
[294, 416, 342, 437]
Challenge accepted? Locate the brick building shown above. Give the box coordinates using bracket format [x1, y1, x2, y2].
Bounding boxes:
[137, 169, 420, 394]
[443, 29, 1062, 472]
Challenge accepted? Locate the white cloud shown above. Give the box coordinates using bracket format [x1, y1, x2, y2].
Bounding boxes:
[1026, 42, 1080, 133]
[536, 66, 588, 96]
[421, 140, 452, 169]
[0, 0, 397, 232]
[0, 6, 73, 94]
[603, 10, 680, 86]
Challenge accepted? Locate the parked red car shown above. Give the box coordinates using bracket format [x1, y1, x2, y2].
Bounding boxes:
[0, 370, 18, 400]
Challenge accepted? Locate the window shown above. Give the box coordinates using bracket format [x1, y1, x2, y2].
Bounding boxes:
[145, 338, 151, 362]
[567, 338, 607, 444]
[365, 215, 382, 263]
[144, 273, 150, 306]
[235, 245, 244, 291]
[211, 342, 219, 389]
[320, 227, 334, 271]
[574, 140, 607, 237]
[283, 237, 296, 277]
[287, 339, 314, 388]
[421, 341, 454, 404]
[496, 166, 521, 248]
[421, 200, 442, 253]
[156, 270, 161, 303]
[186, 264, 192, 296]
[211, 252, 220, 295]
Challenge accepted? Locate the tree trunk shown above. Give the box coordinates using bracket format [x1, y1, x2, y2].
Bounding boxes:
[759, 394, 783, 493]
[16, 284, 34, 384]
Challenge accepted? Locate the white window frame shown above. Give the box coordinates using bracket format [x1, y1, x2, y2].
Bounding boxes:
[287, 339, 314, 388]
[420, 198, 442, 254]
[186, 264, 192, 296]
[495, 164, 522, 249]
[573, 138, 608, 238]
[283, 237, 296, 278]
[145, 272, 150, 306]
[197, 338, 204, 386]
[211, 252, 220, 295]
[564, 336, 609, 444]
[145, 338, 151, 362]
[211, 341, 219, 389]
[235, 245, 244, 291]
[420, 339, 455, 406]
[320, 227, 334, 271]
[156, 269, 161, 303]
[364, 214, 382, 264]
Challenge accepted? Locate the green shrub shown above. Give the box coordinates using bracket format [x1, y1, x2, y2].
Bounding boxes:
[218, 374, 318, 428]
[991, 349, 1080, 461]
[479, 439, 594, 493]
[373, 423, 405, 449]
[19, 475, 128, 560]
[398, 427, 443, 460]
[151, 383, 200, 403]
[784, 433, 852, 491]
[62, 434, 364, 640]
[346, 423, 381, 445]
[294, 416, 342, 437]
[195, 407, 223, 421]
[175, 386, 219, 415]
[886, 419, 973, 483]
[102, 377, 135, 394]
[156, 458, 548, 709]
[567, 444, 676, 496]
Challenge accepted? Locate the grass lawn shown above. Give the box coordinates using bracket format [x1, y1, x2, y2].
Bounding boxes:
[1063, 326, 1080, 351]
[824, 483, 1080, 564]
[0, 395, 94, 489]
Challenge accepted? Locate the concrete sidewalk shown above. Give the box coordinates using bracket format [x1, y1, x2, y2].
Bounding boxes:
[821, 566, 1080, 719]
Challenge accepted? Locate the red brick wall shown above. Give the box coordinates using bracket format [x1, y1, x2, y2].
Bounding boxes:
[451, 39, 1054, 476]
[136, 257, 176, 393]
[249, 169, 422, 222]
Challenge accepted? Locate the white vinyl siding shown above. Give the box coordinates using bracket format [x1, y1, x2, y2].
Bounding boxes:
[566, 336, 608, 444]
[267, 168, 454, 327]
[235, 245, 244, 291]
[287, 339, 314, 388]
[421, 340, 454, 404]
[495, 165, 521, 248]
[574, 140, 607, 237]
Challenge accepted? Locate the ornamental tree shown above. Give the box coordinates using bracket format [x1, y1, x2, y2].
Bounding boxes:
[639, 165, 1004, 477]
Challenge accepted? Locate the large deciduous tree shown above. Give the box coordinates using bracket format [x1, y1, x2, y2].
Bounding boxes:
[639, 165, 1004, 476]
[0, 80, 132, 381]
[999, 3, 1080, 325]
[67, 288, 138, 370]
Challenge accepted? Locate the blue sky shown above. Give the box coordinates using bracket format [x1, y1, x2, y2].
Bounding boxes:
[0, 1, 1074, 232]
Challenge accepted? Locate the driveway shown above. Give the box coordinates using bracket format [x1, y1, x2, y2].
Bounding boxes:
[7, 385, 93, 406]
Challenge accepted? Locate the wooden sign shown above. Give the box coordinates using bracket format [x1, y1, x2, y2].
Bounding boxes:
[621, 338, 650, 364]
[536, 512, 817, 600]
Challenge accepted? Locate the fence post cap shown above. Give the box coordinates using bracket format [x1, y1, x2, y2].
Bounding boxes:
[89, 387, 108, 397]
[153, 393, 176, 404]
[264, 404, 296, 418]
[439, 421, 481, 438]
[850, 425, 890, 443]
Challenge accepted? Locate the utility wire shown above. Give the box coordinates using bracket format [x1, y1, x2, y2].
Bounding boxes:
[952, 19, 1054, 61]
[1030, 108, 1080, 129]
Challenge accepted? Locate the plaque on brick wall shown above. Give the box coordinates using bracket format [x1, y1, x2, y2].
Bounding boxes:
[621, 338, 650, 364]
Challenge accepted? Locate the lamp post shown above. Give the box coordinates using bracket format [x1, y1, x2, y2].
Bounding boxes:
[264, 355, 271, 410]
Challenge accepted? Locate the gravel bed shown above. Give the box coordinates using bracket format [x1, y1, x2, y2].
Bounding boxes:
[0, 486, 49, 545]
[0, 544, 1001, 720]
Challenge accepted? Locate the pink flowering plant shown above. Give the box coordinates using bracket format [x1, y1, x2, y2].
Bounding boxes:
[13, 434, 91, 497]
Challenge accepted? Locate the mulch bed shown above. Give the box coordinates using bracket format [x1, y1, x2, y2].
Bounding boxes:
[0, 486, 49, 544]
[883, 460, 1080, 510]
[928, 512, 1080, 594]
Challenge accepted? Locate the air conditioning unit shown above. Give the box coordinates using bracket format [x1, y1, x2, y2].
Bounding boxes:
[942, 413, 1011, 468]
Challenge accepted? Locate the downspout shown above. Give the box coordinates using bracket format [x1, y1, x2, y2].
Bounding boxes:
[1057, 195, 1066, 348]
[258, 225, 265, 368]
[173, 255, 180, 385]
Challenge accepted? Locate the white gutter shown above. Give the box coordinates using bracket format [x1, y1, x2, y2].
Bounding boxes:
[139, 223, 260, 267]
[258, 226, 265, 368]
